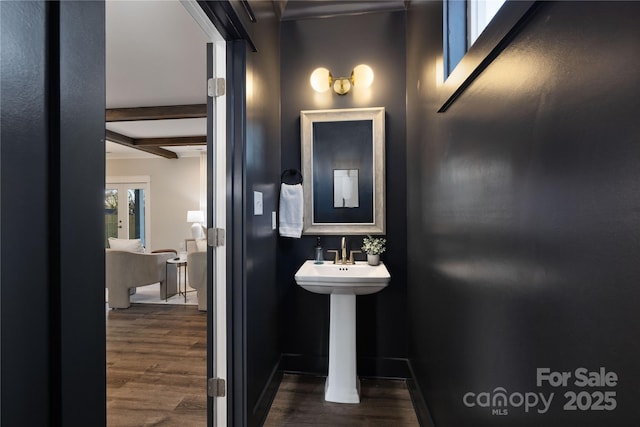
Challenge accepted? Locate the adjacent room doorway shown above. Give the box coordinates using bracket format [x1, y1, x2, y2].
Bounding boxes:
[105, 1, 227, 425]
[105, 177, 151, 248]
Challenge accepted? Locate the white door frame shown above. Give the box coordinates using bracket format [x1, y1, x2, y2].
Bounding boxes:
[181, 2, 227, 426]
[211, 39, 227, 427]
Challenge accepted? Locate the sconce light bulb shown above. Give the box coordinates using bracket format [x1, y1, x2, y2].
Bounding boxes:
[310, 67, 332, 93]
[352, 64, 374, 88]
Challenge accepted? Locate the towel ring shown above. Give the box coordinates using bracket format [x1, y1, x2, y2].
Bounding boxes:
[281, 168, 303, 185]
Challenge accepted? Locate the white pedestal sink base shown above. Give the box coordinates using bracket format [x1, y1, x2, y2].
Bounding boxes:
[294, 260, 391, 404]
[325, 294, 360, 404]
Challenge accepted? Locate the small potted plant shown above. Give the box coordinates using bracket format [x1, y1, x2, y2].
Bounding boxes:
[361, 235, 386, 266]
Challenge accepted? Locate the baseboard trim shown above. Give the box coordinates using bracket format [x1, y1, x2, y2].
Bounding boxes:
[252, 356, 283, 425]
[358, 356, 411, 379]
[281, 353, 327, 376]
[406, 360, 437, 427]
[281, 353, 411, 379]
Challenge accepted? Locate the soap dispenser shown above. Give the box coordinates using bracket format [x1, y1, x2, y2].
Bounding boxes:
[314, 237, 324, 264]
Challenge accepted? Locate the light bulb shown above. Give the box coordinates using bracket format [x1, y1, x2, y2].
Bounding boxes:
[310, 67, 331, 93]
[352, 64, 374, 88]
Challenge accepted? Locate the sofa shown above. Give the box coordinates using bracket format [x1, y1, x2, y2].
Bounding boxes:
[105, 249, 176, 309]
[187, 250, 207, 311]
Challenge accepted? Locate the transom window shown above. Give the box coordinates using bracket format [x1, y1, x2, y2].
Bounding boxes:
[468, 0, 507, 47]
[444, 0, 507, 78]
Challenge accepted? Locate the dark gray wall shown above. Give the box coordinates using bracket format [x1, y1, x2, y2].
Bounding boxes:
[279, 11, 408, 377]
[406, 1, 640, 426]
[1, 3, 51, 423]
[228, 2, 282, 426]
[1, 1, 106, 425]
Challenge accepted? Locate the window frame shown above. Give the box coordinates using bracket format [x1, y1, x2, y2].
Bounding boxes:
[440, 0, 539, 112]
[467, 0, 508, 48]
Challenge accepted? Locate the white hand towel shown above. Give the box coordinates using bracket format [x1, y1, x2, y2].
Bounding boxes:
[279, 183, 303, 238]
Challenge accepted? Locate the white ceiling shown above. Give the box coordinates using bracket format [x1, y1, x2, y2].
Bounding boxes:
[105, 0, 210, 159]
[104, 0, 408, 159]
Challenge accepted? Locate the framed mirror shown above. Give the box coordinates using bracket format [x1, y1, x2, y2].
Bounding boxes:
[300, 107, 385, 235]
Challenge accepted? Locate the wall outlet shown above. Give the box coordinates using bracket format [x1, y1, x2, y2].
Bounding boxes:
[254, 191, 263, 215]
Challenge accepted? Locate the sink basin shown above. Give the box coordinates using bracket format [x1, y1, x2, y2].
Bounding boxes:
[294, 259, 390, 404]
[294, 260, 390, 295]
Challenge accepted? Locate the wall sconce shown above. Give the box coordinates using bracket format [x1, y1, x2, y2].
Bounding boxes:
[310, 64, 374, 95]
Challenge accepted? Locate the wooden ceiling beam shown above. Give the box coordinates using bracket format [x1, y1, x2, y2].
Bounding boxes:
[134, 136, 206, 147]
[106, 130, 178, 159]
[105, 104, 207, 122]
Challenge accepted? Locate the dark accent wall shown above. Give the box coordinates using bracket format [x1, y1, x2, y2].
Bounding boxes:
[1, 1, 106, 425]
[1, 3, 51, 423]
[226, 2, 282, 426]
[407, 2, 640, 426]
[279, 11, 408, 378]
[227, 39, 247, 427]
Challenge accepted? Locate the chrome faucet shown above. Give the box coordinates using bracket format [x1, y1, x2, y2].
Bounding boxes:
[341, 237, 347, 262]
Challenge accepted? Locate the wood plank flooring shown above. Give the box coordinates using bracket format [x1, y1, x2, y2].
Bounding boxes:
[106, 303, 207, 427]
[107, 304, 419, 426]
[264, 374, 420, 426]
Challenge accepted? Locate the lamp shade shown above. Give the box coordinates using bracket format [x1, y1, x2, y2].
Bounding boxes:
[352, 64, 374, 88]
[187, 210, 204, 223]
[310, 67, 332, 93]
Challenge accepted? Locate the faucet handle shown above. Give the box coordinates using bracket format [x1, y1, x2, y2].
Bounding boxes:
[349, 250, 362, 264]
[327, 250, 340, 264]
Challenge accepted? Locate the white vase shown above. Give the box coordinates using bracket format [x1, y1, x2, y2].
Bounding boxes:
[367, 254, 380, 266]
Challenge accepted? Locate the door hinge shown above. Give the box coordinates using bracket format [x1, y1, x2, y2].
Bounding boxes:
[208, 378, 226, 397]
[208, 77, 225, 97]
[207, 228, 226, 247]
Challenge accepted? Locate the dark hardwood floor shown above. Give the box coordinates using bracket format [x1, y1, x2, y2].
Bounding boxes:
[106, 303, 207, 426]
[107, 304, 419, 426]
[264, 374, 420, 426]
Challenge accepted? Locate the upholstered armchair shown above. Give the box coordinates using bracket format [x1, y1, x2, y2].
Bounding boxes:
[105, 249, 176, 309]
[187, 250, 207, 311]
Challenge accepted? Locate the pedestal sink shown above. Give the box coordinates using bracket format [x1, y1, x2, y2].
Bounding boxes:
[294, 260, 390, 403]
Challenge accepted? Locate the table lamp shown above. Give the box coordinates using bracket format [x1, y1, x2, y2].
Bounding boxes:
[187, 210, 205, 239]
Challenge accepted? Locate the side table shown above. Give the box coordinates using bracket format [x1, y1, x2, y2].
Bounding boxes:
[166, 257, 187, 302]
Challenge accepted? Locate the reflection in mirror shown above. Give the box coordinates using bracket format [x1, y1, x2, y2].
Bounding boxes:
[300, 107, 385, 235]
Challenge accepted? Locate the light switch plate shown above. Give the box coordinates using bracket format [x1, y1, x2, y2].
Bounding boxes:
[254, 191, 263, 216]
